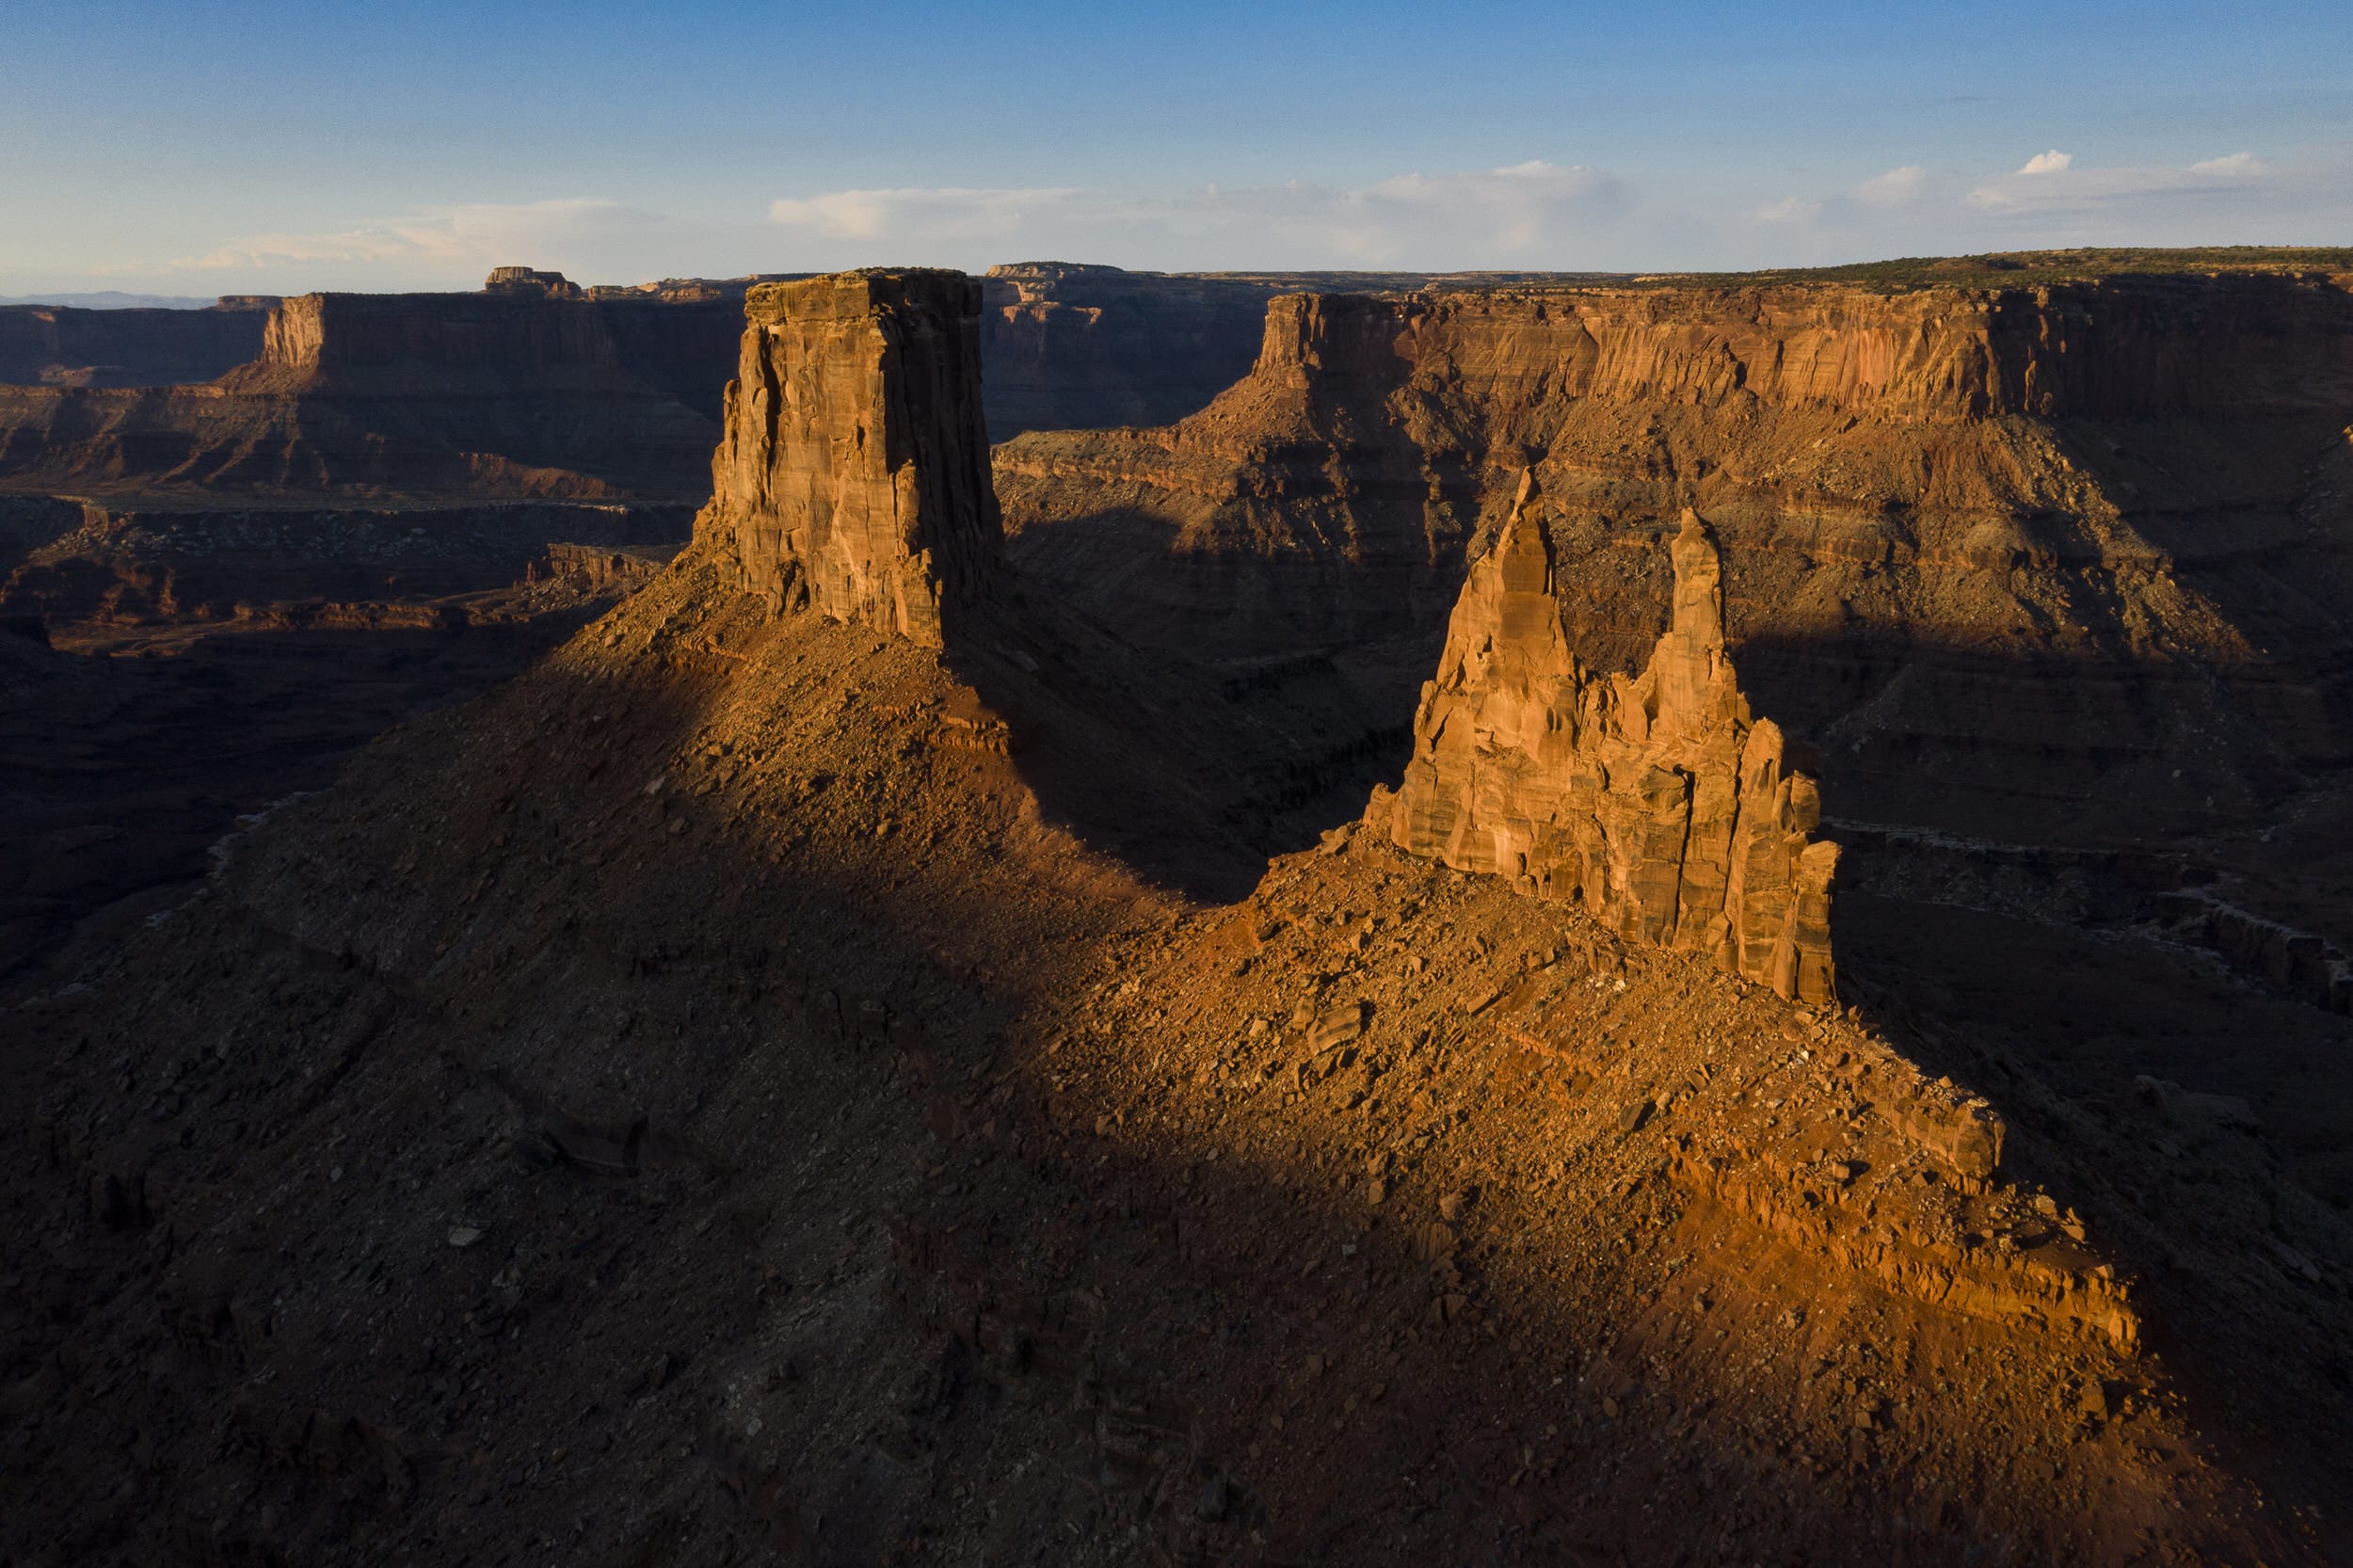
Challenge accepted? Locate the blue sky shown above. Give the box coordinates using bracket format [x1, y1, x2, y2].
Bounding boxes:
[3, 0, 2347, 294]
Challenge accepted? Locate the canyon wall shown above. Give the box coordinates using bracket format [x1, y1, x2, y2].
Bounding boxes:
[1240, 277, 2353, 423]
[1373, 486, 1837, 1000]
[998, 273, 2353, 853]
[0, 284, 737, 501]
[974, 264, 1618, 438]
[699, 269, 1001, 646]
[980, 264, 1284, 437]
[0, 301, 271, 389]
[1, 264, 1352, 502]
[228, 283, 745, 413]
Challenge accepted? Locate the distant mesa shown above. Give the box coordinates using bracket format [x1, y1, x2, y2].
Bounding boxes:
[1370, 478, 1838, 1003]
[483, 265, 584, 299]
[698, 268, 1002, 648]
[481, 265, 819, 305]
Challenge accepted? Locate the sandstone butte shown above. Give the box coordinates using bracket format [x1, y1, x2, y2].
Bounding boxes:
[699, 268, 1002, 646]
[708, 269, 1840, 995]
[1370, 477, 1838, 1002]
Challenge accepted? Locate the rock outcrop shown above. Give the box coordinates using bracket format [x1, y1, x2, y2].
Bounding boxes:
[483, 266, 584, 299]
[1000, 274, 2353, 663]
[1370, 480, 1837, 1001]
[700, 269, 1000, 647]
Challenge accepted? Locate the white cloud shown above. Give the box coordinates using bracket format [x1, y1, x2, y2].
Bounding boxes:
[1751, 165, 1931, 230]
[1853, 165, 1928, 208]
[1737, 145, 2353, 264]
[1752, 196, 1823, 224]
[1964, 153, 2298, 216]
[56, 142, 2345, 296]
[174, 199, 664, 273]
[768, 187, 1085, 242]
[765, 160, 1641, 267]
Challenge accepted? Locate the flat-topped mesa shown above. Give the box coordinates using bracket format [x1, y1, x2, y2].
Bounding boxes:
[484, 266, 583, 299]
[1369, 479, 1838, 1002]
[700, 268, 1001, 648]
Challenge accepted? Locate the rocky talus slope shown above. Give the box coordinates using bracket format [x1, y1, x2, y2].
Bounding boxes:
[0, 488, 687, 978]
[1373, 488, 1839, 1004]
[6, 536, 2337, 1566]
[3, 266, 2349, 1567]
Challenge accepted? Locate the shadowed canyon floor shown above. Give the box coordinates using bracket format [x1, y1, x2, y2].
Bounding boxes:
[0, 511, 680, 977]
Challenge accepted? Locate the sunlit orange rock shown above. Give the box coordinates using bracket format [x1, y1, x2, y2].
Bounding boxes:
[700, 268, 1001, 647]
[1370, 474, 1838, 1001]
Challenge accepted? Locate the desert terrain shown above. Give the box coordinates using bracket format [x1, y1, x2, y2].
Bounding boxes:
[4, 249, 2353, 1566]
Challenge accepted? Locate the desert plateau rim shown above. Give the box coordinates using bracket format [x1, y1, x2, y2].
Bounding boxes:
[1, 248, 2350, 1568]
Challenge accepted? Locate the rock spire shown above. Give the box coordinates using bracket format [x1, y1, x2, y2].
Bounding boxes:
[700, 268, 1001, 647]
[1369, 475, 1839, 1002]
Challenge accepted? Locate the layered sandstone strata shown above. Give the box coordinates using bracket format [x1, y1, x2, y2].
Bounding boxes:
[0, 301, 270, 389]
[1000, 275, 2353, 663]
[1000, 271, 2353, 853]
[483, 266, 584, 299]
[1370, 481, 1837, 1001]
[700, 269, 1001, 647]
[0, 283, 743, 500]
[976, 264, 1628, 437]
[979, 264, 1285, 437]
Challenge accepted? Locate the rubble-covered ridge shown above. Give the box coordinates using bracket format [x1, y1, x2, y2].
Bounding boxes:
[1371, 478, 1837, 1001]
[700, 268, 1002, 648]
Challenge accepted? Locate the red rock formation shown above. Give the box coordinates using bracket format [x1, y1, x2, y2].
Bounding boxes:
[700, 269, 1000, 647]
[1371, 479, 1837, 1001]
[483, 266, 584, 300]
[1001, 276, 2353, 656]
[1239, 279, 2353, 421]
